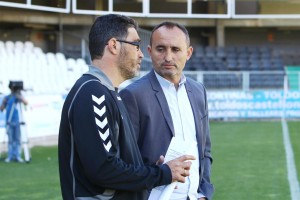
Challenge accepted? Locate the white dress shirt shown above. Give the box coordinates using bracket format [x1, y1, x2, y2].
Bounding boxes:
[155, 72, 205, 200]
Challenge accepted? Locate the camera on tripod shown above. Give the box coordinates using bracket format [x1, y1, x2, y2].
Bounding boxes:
[9, 81, 23, 92]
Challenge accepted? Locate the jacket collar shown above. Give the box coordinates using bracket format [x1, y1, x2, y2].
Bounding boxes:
[147, 70, 175, 136]
[86, 65, 115, 91]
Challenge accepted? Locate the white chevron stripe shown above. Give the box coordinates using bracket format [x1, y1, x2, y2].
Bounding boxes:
[94, 106, 106, 117]
[103, 141, 112, 152]
[95, 117, 108, 129]
[91, 94, 112, 152]
[92, 95, 105, 105]
[98, 129, 109, 141]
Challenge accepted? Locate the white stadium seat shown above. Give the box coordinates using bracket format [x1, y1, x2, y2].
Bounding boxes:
[0, 40, 90, 95]
[15, 41, 24, 50]
[24, 41, 34, 50]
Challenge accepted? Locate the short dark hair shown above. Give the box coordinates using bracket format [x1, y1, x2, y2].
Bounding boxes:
[149, 21, 190, 47]
[89, 14, 138, 60]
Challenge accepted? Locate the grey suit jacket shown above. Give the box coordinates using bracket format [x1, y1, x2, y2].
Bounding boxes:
[120, 70, 214, 200]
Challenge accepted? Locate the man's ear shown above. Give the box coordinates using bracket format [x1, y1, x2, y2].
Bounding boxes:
[106, 38, 118, 55]
[186, 46, 193, 61]
[147, 45, 152, 56]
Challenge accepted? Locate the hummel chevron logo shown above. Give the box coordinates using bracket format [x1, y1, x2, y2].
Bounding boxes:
[98, 129, 109, 141]
[92, 94, 105, 105]
[95, 117, 107, 129]
[94, 106, 106, 117]
[92, 94, 112, 152]
[103, 141, 112, 152]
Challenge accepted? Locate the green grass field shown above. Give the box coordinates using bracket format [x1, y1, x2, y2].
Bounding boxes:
[210, 121, 293, 199]
[0, 121, 299, 199]
[0, 146, 61, 200]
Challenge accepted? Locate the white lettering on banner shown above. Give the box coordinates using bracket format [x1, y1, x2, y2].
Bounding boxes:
[263, 91, 282, 99]
[208, 90, 300, 118]
[247, 110, 283, 117]
[261, 91, 300, 99]
[208, 101, 286, 110]
[286, 91, 300, 99]
[286, 111, 300, 117]
[208, 92, 253, 100]
[210, 111, 240, 118]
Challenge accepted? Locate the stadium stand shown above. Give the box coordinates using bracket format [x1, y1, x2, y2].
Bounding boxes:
[0, 40, 88, 95]
[1, 1, 300, 92]
[185, 45, 286, 72]
[182, 45, 287, 89]
[0, 39, 294, 92]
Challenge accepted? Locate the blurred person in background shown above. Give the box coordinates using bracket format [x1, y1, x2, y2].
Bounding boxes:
[58, 14, 195, 200]
[0, 81, 28, 163]
[120, 21, 214, 200]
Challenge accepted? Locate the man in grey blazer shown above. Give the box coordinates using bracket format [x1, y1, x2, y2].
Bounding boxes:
[120, 21, 214, 200]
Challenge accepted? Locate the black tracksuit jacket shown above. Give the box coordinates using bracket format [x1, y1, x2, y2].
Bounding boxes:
[58, 66, 171, 200]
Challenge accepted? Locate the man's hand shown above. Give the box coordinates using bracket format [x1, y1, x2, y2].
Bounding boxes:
[165, 155, 195, 183]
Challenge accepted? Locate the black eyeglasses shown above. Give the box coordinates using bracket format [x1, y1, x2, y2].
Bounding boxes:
[116, 39, 141, 51]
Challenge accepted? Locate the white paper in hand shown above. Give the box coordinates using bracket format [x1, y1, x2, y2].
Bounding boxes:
[148, 137, 196, 200]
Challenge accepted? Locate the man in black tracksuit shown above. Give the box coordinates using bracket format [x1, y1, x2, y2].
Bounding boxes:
[58, 14, 194, 200]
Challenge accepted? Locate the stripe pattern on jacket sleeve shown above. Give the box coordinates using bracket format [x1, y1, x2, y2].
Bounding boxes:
[92, 94, 112, 152]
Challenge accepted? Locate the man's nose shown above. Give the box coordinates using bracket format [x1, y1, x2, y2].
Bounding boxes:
[139, 49, 144, 58]
[165, 50, 172, 62]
